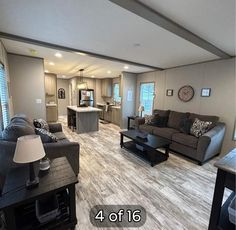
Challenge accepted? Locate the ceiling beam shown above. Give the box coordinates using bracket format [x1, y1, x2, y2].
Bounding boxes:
[109, 0, 231, 59]
[0, 31, 162, 70]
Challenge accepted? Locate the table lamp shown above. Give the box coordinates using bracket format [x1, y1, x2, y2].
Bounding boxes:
[138, 105, 145, 117]
[13, 135, 46, 190]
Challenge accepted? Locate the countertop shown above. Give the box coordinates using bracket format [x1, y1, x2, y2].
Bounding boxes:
[67, 106, 102, 113]
[214, 148, 236, 175]
[96, 103, 121, 109]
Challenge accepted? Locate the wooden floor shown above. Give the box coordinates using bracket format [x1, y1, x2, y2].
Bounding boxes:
[59, 117, 227, 230]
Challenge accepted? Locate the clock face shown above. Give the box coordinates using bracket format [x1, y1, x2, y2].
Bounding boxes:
[178, 85, 194, 102]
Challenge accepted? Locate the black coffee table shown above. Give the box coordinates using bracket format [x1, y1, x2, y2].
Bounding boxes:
[120, 130, 171, 166]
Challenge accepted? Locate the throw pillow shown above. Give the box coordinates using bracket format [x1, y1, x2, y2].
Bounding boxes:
[179, 118, 193, 134]
[35, 128, 58, 143]
[144, 115, 153, 124]
[150, 114, 168, 127]
[33, 119, 49, 131]
[190, 118, 212, 137]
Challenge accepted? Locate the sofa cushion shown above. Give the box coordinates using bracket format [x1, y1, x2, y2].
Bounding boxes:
[190, 118, 213, 137]
[33, 118, 49, 131]
[168, 111, 189, 130]
[144, 115, 153, 124]
[54, 132, 67, 140]
[172, 133, 198, 149]
[189, 113, 219, 129]
[153, 127, 179, 140]
[150, 114, 168, 127]
[35, 128, 58, 143]
[153, 109, 170, 117]
[179, 118, 193, 134]
[2, 117, 35, 141]
[11, 114, 33, 126]
[139, 124, 156, 134]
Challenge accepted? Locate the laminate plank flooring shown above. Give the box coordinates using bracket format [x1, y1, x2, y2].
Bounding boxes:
[58, 117, 229, 230]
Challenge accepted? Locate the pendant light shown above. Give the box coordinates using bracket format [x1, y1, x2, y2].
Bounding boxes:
[77, 69, 88, 89]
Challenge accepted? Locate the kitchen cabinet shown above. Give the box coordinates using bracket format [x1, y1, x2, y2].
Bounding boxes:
[111, 107, 121, 126]
[46, 106, 58, 122]
[45, 74, 56, 96]
[101, 79, 112, 97]
[104, 109, 112, 122]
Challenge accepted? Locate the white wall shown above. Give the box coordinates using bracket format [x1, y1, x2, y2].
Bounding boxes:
[8, 54, 46, 120]
[121, 72, 137, 129]
[57, 78, 69, 116]
[136, 58, 236, 154]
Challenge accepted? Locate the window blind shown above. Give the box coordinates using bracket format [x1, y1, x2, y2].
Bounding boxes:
[0, 63, 10, 129]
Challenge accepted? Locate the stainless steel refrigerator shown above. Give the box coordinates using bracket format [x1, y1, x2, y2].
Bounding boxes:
[78, 89, 94, 107]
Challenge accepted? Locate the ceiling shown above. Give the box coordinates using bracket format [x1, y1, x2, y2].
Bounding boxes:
[2, 38, 152, 78]
[0, 0, 234, 70]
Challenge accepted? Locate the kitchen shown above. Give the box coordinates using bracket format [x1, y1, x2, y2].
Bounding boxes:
[45, 72, 122, 131]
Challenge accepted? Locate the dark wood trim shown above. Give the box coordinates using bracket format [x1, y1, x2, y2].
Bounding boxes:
[109, 0, 231, 59]
[0, 31, 162, 70]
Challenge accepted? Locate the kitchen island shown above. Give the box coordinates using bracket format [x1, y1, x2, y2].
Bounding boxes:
[67, 106, 102, 134]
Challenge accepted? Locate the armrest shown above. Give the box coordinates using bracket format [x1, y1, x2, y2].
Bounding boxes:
[135, 117, 145, 128]
[43, 141, 80, 175]
[197, 122, 226, 162]
[48, 123, 63, 133]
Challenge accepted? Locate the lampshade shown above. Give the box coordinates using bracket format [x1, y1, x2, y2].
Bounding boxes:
[138, 105, 145, 112]
[13, 135, 45, 164]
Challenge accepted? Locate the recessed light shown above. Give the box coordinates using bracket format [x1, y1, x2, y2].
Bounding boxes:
[49, 62, 55, 66]
[29, 48, 37, 55]
[124, 65, 129, 70]
[91, 75, 95, 78]
[107, 70, 111, 74]
[45, 70, 49, 73]
[55, 52, 62, 58]
[75, 52, 87, 56]
[62, 75, 66, 78]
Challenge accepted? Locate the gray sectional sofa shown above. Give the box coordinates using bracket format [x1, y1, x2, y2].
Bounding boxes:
[0, 114, 80, 176]
[136, 110, 226, 165]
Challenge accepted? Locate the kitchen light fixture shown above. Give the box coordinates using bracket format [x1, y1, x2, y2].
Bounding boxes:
[77, 69, 88, 89]
[49, 62, 55, 66]
[107, 70, 111, 74]
[75, 52, 87, 56]
[45, 70, 49, 73]
[91, 75, 95, 78]
[55, 52, 62, 58]
[124, 65, 129, 70]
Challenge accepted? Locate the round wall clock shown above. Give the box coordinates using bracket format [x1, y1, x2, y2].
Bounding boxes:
[178, 85, 194, 102]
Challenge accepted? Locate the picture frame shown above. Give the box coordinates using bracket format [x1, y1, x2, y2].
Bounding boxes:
[166, 89, 173, 96]
[201, 88, 211, 97]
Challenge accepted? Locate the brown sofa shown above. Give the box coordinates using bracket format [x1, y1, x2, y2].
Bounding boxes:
[136, 110, 226, 165]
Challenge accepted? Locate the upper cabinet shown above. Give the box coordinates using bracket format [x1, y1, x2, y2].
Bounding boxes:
[101, 78, 112, 97]
[45, 74, 57, 96]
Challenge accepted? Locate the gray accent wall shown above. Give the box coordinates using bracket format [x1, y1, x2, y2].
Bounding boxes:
[8, 54, 46, 120]
[57, 78, 69, 116]
[121, 72, 137, 129]
[136, 58, 236, 154]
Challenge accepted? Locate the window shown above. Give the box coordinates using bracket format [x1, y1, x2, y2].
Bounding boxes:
[113, 83, 121, 103]
[0, 63, 10, 131]
[139, 82, 155, 116]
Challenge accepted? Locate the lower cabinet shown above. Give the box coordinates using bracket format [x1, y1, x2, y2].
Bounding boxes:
[111, 108, 120, 126]
[46, 106, 58, 122]
[104, 110, 112, 122]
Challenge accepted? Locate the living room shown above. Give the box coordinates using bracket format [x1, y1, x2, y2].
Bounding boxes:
[0, 1, 236, 230]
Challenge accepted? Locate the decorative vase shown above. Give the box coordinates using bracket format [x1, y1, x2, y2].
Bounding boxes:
[39, 157, 50, 171]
